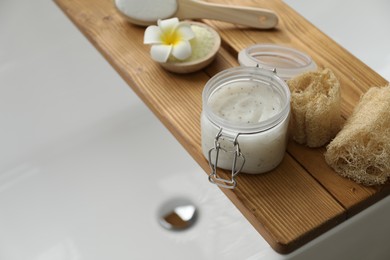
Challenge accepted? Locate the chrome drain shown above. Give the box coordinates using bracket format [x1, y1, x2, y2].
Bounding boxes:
[158, 198, 198, 231]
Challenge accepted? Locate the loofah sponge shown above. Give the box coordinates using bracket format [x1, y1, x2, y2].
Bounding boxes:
[325, 86, 390, 185]
[287, 68, 342, 147]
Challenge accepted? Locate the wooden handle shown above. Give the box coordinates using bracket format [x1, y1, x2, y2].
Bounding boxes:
[175, 0, 278, 29]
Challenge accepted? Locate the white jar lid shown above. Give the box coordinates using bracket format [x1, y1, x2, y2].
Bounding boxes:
[238, 44, 317, 80]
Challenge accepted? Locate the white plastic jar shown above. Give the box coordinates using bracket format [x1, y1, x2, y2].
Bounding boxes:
[201, 67, 291, 188]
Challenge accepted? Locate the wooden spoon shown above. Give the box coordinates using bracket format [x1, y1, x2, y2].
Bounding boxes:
[114, 0, 278, 29]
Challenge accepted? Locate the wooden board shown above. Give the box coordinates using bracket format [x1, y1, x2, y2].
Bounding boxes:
[54, 0, 390, 254]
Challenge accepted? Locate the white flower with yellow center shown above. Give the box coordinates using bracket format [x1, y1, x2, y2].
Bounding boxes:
[144, 18, 195, 63]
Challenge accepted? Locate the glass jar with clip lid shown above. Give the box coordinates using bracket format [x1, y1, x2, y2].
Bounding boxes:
[201, 66, 291, 189]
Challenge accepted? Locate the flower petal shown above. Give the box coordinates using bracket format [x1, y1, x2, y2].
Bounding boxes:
[144, 25, 163, 44]
[171, 40, 192, 60]
[150, 44, 172, 62]
[176, 24, 195, 41]
[157, 17, 179, 33]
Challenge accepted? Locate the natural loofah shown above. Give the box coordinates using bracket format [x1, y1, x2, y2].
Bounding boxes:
[287, 68, 342, 147]
[325, 86, 390, 185]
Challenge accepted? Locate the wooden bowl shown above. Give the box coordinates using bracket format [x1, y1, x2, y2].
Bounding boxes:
[159, 22, 221, 74]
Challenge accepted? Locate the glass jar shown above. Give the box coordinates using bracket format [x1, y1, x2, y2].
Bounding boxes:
[201, 67, 291, 189]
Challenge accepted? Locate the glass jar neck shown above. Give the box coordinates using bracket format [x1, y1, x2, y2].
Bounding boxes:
[203, 67, 290, 134]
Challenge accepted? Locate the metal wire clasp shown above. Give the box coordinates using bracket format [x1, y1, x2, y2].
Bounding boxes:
[207, 128, 245, 189]
[255, 64, 277, 75]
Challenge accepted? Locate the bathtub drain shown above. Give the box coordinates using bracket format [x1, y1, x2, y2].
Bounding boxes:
[157, 198, 198, 231]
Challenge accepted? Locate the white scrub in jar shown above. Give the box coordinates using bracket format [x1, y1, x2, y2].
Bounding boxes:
[201, 67, 290, 175]
[208, 81, 282, 124]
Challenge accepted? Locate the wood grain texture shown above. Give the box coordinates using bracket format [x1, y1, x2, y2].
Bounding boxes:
[54, 0, 389, 254]
[287, 141, 390, 217]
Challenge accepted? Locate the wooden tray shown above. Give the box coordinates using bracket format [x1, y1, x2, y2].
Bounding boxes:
[55, 0, 390, 254]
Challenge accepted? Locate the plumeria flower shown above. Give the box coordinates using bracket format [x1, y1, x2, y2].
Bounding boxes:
[144, 18, 195, 63]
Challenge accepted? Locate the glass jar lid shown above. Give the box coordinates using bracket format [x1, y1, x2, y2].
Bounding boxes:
[238, 44, 317, 80]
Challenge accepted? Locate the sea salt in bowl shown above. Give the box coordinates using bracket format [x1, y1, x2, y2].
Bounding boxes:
[160, 22, 221, 73]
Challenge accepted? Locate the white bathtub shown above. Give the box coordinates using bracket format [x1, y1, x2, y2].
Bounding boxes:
[0, 0, 389, 259]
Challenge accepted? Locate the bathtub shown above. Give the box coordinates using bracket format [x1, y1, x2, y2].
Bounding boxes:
[0, 0, 389, 259]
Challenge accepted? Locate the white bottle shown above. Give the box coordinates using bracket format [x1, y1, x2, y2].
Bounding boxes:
[201, 67, 291, 188]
